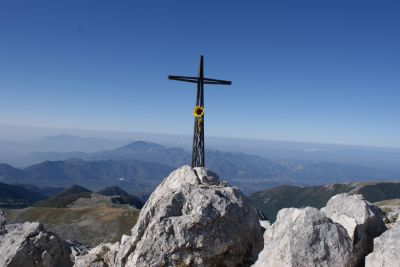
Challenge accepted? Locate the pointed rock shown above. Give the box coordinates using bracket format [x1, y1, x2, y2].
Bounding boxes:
[76, 165, 263, 266]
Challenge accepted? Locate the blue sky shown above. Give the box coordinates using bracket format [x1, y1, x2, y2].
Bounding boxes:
[0, 1, 399, 147]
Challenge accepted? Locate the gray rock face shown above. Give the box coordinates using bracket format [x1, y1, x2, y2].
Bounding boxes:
[321, 193, 387, 266]
[74, 242, 118, 267]
[0, 210, 6, 235]
[253, 207, 353, 267]
[365, 220, 400, 267]
[76, 165, 263, 267]
[386, 211, 399, 225]
[0, 221, 74, 267]
[64, 240, 90, 261]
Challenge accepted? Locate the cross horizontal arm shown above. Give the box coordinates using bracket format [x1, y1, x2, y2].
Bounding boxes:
[203, 78, 232, 85]
[168, 75, 199, 84]
[168, 75, 232, 85]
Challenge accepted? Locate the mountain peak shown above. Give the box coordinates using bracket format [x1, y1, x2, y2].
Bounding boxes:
[34, 185, 92, 208]
[56, 185, 92, 198]
[116, 141, 165, 152]
[97, 186, 129, 196]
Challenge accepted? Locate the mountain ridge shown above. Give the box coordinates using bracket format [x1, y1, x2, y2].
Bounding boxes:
[1, 141, 400, 194]
[0, 182, 47, 208]
[0, 158, 174, 193]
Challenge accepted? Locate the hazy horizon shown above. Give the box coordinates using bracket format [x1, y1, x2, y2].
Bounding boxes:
[1, 123, 400, 150]
[1, 123, 399, 174]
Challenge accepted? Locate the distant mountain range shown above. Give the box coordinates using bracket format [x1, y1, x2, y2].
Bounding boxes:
[1, 141, 400, 195]
[250, 181, 400, 222]
[0, 158, 173, 193]
[0, 181, 145, 209]
[0, 134, 130, 165]
[2, 128, 399, 171]
[34, 185, 143, 209]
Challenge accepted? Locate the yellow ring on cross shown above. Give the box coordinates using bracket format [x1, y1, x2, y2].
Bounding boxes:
[193, 106, 204, 118]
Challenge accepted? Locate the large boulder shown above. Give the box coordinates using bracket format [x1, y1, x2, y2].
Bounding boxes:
[76, 165, 263, 267]
[321, 193, 387, 266]
[253, 207, 353, 267]
[365, 220, 400, 267]
[0, 221, 74, 267]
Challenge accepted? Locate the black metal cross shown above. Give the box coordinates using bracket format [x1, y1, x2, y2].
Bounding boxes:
[169, 55, 231, 168]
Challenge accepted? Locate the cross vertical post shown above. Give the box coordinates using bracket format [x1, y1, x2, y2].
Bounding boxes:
[169, 56, 231, 168]
[193, 56, 205, 167]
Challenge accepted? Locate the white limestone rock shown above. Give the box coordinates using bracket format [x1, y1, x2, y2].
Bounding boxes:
[321, 193, 387, 266]
[0, 222, 74, 267]
[365, 221, 400, 267]
[253, 207, 353, 267]
[259, 220, 271, 230]
[76, 165, 263, 267]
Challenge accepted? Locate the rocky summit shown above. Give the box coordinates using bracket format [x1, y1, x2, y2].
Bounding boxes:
[1, 166, 400, 267]
[75, 165, 263, 267]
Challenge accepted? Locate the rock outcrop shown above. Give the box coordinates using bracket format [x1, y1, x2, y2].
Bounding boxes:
[74, 242, 118, 267]
[64, 240, 90, 261]
[75, 165, 263, 267]
[0, 221, 74, 267]
[365, 220, 400, 267]
[253, 207, 353, 267]
[321, 193, 387, 266]
[0, 210, 6, 235]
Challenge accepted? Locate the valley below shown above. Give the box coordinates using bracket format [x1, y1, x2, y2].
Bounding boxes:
[4, 204, 139, 247]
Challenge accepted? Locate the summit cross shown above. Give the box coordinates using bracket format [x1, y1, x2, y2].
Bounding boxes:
[169, 55, 232, 168]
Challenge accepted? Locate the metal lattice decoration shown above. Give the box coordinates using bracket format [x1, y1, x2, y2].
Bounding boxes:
[169, 56, 231, 167]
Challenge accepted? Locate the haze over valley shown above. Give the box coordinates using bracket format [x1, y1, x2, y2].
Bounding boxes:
[1, 125, 399, 197]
